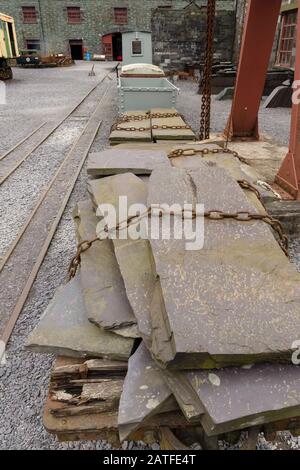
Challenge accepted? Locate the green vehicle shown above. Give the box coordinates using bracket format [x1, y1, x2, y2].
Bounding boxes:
[0, 13, 19, 80]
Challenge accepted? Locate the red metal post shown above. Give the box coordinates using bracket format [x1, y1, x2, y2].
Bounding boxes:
[276, 2, 300, 199]
[225, 0, 282, 140]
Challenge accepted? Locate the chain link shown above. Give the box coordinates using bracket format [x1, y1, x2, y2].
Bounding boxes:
[199, 0, 216, 141]
[168, 146, 248, 165]
[111, 111, 191, 133]
[112, 124, 192, 132]
[69, 200, 288, 279]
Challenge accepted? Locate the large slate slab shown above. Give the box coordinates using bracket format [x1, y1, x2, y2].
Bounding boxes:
[26, 275, 134, 360]
[169, 143, 269, 210]
[147, 165, 300, 369]
[73, 200, 138, 338]
[186, 364, 300, 436]
[151, 108, 196, 141]
[88, 173, 156, 345]
[87, 148, 170, 177]
[109, 111, 152, 144]
[118, 342, 177, 442]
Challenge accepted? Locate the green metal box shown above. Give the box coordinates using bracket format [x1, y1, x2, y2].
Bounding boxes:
[118, 75, 179, 113]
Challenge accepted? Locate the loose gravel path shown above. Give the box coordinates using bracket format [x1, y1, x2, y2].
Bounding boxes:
[0, 65, 299, 450]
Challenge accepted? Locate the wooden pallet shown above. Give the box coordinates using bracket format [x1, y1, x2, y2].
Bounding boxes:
[43, 357, 300, 450]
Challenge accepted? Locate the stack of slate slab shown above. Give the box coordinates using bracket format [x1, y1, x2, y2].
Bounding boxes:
[27, 142, 300, 446]
[109, 108, 196, 145]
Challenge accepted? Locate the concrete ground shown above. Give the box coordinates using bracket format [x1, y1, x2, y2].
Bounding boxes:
[0, 62, 299, 450]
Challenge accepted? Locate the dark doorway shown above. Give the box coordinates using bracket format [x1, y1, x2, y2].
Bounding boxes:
[112, 33, 122, 61]
[7, 22, 17, 57]
[102, 33, 122, 61]
[69, 40, 83, 60]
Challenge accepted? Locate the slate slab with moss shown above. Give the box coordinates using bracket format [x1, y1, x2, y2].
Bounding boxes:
[87, 148, 170, 177]
[26, 275, 134, 360]
[186, 364, 300, 436]
[73, 200, 138, 338]
[118, 342, 178, 442]
[147, 165, 300, 369]
[88, 173, 156, 345]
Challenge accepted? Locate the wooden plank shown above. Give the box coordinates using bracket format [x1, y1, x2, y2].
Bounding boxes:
[44, 394, 190, 446]
[81, 380, 123, 401]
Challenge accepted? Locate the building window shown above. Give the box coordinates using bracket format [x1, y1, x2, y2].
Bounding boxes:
[277, 11, 297, 67]
[114, 7, 128, 25]
[26, 39, 41, 51]
[67, 6, 81, 24]
[22, 6, 38, 24]
[132, 40, 142, 56]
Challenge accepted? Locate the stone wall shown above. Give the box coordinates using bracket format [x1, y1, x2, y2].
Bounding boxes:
[152, 1, 236, 71]
[0, 0, 236, 59]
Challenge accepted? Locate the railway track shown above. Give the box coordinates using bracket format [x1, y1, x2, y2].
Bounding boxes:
[0, 77, 114, 363]
[0, 66, 116, 186]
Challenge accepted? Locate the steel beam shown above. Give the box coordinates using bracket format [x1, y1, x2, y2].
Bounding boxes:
[276, 1, 300, 199]
[225, 0, 282, 140]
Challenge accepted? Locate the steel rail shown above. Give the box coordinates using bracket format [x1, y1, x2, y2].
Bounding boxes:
[0, 122, 47, 162]
[0, 82, 112, 362]
[0, 66, 114, 186]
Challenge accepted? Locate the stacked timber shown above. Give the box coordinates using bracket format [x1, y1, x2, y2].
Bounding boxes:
[26, 139, 300, 447]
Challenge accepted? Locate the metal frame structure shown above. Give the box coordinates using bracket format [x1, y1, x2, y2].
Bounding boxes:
[224, 0, 300, 199]
[224, 0, 282, 141]
[276, 0, 300, 199]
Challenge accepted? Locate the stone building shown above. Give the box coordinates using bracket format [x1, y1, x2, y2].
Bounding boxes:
[152, 0, 236, 71]
[0, 0, 236, 61]
[276, 0, 298, 69]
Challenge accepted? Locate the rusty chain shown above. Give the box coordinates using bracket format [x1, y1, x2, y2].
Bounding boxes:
[199, 0, 216, 141]
[112, 124, 192, 132]
[116, 112, 181, 123]
[69, 209, 151, 279]
[69, 198, 288, 280]
[237, 179, 263, 203]
[168, 146, 248, 165]
[111, 112, 189, 133]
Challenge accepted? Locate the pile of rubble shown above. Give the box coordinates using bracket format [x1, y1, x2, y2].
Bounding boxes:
[26, 118, 300, 445]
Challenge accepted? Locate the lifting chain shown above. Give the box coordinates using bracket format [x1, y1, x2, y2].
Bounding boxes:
[112, 124, 192, 132]
[116, 112, 181, 123]
[168, 146, 248, 165]
[111, 112, 189, 133]
[69, 188, 288, 279]
[199, 0, 216, 141]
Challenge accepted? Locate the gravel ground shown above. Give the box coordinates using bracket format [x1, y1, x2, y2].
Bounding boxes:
[0, 65, 299, 450]
[0, 61, 115, 154]
[176, 80, 292, 145]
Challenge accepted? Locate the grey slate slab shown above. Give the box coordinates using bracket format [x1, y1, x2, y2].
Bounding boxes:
[109, 111, 152, 144]
[151, 108, 196, 141]
[26, 275, 134, 360]
[147, 165, 300, 369]
[73, 200, 138, 338]
[88, 173, 156, 344]
[170, 143, 261, 183]
[118, 342, 176, 442]
[187, 364, 300, 436]
[87, 148, 171, 177]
